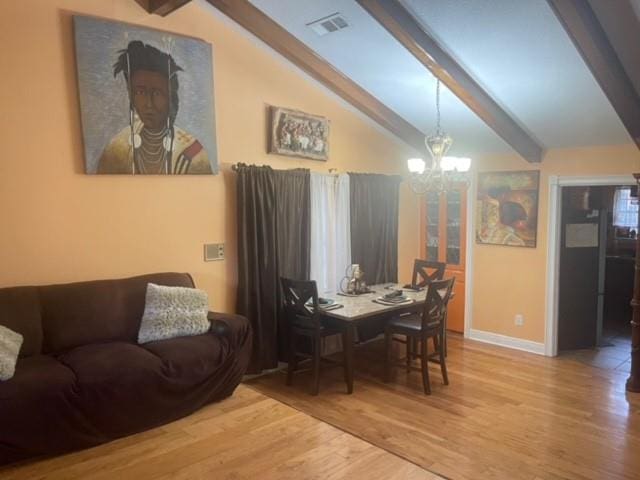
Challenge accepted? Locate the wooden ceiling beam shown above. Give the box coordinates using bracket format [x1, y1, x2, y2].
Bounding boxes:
[134, 0, 193, 17]
[356, 0, 544, 163]
[205, 0, 426, 153]
[586, 0, 640, 95]
[548, 0, 640, 149]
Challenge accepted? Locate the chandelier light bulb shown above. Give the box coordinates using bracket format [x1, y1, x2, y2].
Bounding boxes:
[425, 132, 453, 161]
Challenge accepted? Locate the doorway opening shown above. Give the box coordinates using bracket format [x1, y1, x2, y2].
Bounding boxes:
[556, 184, 636, 370]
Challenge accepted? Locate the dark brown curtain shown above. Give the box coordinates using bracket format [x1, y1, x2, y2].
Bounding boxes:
[235, 164, 310, 373]
[274, 169, 311, 283]
[349, 173, 402, 285]
[273, 169, 311, 364]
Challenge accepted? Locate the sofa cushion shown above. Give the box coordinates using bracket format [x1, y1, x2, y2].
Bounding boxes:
[0, 355, 86, 464]
[0, 287, 42, 357]
[0, 354, 75, 401]
[138, 283, 210, 344]
[56, 342, 167, 434]
[39, 273, 195, 354]
[143, 333, 224, 381]
[0, 326, 23, 381]
[58, 342, 163, 390]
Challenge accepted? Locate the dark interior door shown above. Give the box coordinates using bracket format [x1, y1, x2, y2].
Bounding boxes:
[558, 187, 601, 351]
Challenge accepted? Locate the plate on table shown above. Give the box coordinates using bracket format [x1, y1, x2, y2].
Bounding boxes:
[374, 291, 413, 305]
[374, 294, 413, 306]
[305, 298, 335, 307]
[382, 295, 409, 303]
[305, 298, 342, 311]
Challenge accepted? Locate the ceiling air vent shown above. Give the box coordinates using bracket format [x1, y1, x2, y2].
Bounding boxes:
[307, 13, 350, 36]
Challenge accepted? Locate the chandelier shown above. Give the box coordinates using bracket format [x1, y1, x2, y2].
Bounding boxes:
[407, 79, 471, 194]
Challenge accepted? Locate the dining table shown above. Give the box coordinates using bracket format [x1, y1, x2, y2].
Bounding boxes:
[320, 283, 429, 394]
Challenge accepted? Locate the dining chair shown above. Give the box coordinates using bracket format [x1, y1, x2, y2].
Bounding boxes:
[280, 277, 349, 396]
[411, 259, 446, 288]
[407, 259, 447, 360]
[384, 277, 455, 394]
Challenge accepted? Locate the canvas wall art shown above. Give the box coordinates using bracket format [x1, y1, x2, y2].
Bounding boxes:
[476, 170, 540, 248]
[269, 107, 329, 161]
[73, 15, 218, 175]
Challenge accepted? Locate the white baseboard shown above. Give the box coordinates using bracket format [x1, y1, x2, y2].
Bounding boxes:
[467, 329, 546, 356]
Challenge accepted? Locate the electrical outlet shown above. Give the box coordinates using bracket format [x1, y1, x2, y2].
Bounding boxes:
[515, 314, 524, 326]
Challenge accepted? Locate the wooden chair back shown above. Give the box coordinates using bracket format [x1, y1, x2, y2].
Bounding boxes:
[412, 259, 446, 288]
[421, 277, 455, 331]
[280, 277, 321, 331]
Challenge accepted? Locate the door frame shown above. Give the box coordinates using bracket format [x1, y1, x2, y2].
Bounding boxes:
[463, 171, 476, 338]
[544, 174, 635, 356]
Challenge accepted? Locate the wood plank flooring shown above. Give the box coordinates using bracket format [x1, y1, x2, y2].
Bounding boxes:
[0, 386, 441, 480]
[249, 334, 640, 480]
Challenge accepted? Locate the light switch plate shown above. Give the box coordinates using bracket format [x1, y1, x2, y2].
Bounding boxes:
[204, 243, 224, 261]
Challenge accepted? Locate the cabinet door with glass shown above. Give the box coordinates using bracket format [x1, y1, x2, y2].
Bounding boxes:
[420, 186, 467, 332]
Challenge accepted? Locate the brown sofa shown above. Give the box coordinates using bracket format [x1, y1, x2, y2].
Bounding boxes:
[0, 272, 251, 466]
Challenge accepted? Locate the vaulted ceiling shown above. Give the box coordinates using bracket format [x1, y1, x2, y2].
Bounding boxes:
[140, 0, 640, 162]
[249, 0, 634, 160]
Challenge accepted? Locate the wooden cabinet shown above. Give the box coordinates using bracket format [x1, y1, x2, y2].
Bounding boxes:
[420, 188, 467, 332]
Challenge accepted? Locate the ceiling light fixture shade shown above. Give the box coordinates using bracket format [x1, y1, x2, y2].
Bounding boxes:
[407, 79, 470, 194]
[440, 156, 471, 172]
[407, 157, 426, 174]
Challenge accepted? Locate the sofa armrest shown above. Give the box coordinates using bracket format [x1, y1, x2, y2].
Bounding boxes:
[208, 311, 251, 349]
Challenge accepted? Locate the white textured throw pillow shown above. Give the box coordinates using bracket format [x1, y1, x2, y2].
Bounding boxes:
[138, 283, 210, 344]
[0, 325, 23, 381]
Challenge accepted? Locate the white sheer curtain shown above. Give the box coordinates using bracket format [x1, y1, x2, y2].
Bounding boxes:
[310, 172, 351, 296]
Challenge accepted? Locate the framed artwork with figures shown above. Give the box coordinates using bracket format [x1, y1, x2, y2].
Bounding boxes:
[269, 107, 329, 161]
[476, 170, 540, 248]
[73, 15, 218, 175]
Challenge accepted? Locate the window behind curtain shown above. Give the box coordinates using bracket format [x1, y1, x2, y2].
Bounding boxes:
[309, 173, 351, 296]
[613, 187, 639, 228]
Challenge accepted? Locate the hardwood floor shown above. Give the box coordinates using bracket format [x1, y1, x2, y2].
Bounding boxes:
[3, 335, 638, 480]
[0, 385, 440, 480]
[248, 334, 640, 480]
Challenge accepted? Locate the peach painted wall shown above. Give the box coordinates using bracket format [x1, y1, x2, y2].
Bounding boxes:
[472, 144, 640, 343]
[0, 0, 419, 312]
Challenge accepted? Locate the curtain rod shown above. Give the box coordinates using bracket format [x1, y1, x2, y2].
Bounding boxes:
[230, 163, 339, 174]
[230, 163, 399, 179]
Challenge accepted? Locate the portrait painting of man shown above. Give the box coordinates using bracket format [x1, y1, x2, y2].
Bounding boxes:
[74, 16, 218, 175]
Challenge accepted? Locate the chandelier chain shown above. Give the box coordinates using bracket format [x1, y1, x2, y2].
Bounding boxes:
[436, 79, 441, 134]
